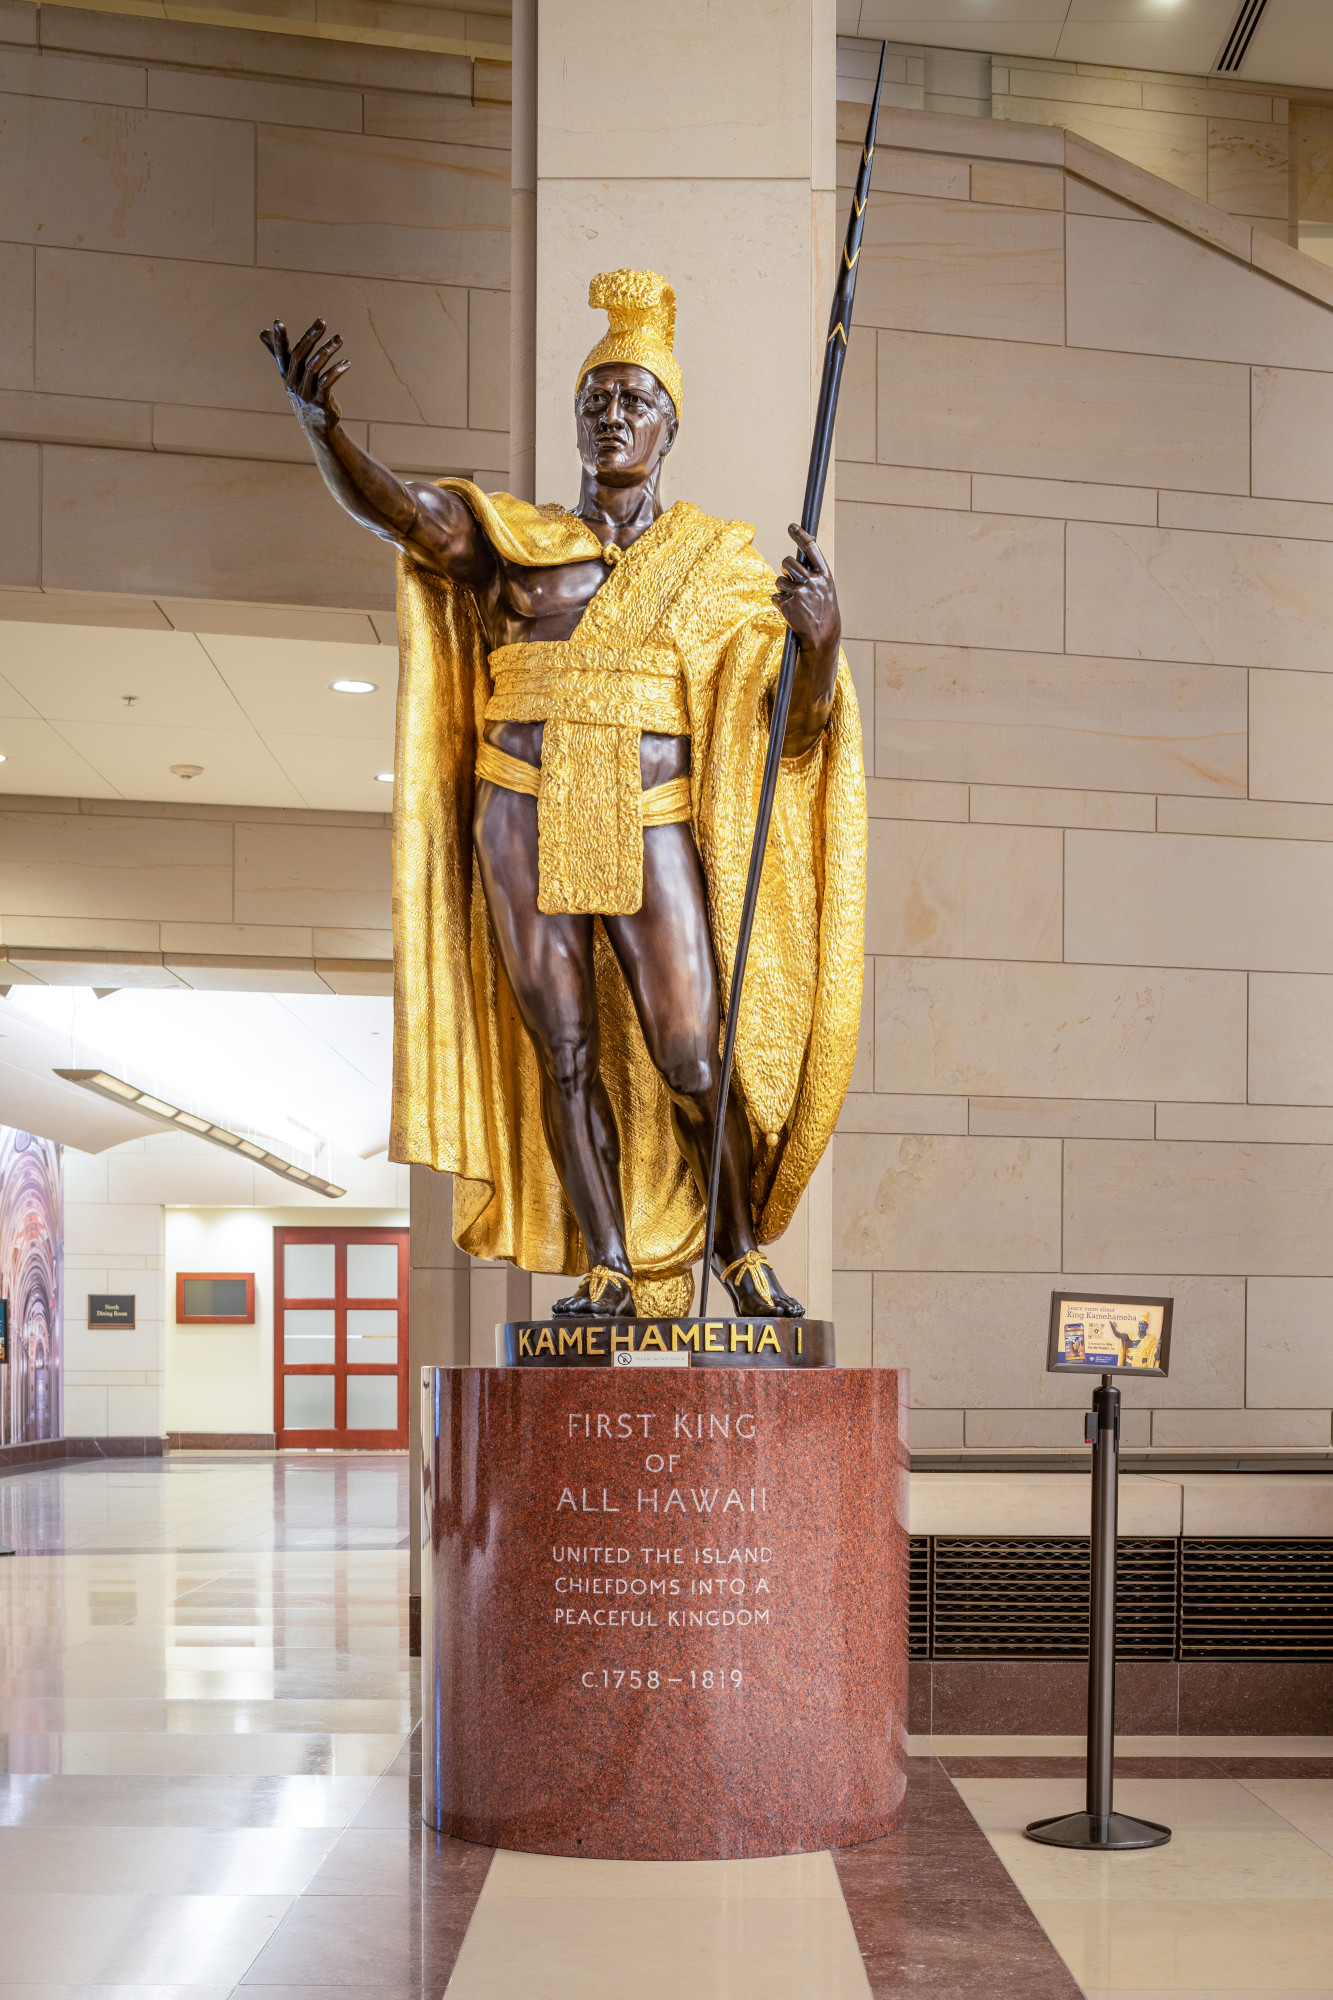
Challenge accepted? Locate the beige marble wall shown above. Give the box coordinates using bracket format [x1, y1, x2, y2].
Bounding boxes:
[0, 793, 393, 991]
[0, 2, 511, 615]
[989, 57, 1291, 243]
[834, 102, 1333, 1455]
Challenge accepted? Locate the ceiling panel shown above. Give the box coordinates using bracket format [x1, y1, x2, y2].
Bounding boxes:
[57, 719, 307, 808]
[263, 733, 398, 813]
[0, 623, 250, 729]
[0, 716, 120, 797]
[0, 674, 40, 721]
[199, 634, 399, 738]
[1057, 15, 1235, 73]
[847, 0, 1333, 87]
[1246, 3, 1333, 92]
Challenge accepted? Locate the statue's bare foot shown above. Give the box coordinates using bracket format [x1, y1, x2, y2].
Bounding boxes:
[716, 1250, 805, 1319]
[552, 1265, 637, 1317]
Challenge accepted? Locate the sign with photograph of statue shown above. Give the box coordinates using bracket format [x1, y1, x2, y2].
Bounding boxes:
[1046, 1292, 1173, 1377]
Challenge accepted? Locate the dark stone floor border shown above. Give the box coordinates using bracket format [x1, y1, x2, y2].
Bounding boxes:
[0, 1436, 163, 1472]
[911, 1656, 1333, 1735]
[833, 1755, 1083, 1998]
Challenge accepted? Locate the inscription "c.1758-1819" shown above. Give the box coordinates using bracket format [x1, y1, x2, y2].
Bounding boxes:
[501, 1318, 834, 1369]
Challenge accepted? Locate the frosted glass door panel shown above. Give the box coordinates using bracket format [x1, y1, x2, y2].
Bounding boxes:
[284, 1375, 335, 1428]
[347, 1243, 399, 1298]
[284, 1310, 335, 1365]
[285, 1242, 335, 1298]
[347, 1310, 398, 1364]
[346, 1376, 398, 1429]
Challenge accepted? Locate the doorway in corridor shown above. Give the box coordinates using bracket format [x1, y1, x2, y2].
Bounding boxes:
[274, 1227, 409, 1449]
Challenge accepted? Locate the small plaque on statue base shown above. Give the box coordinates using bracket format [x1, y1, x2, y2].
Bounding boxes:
[499, 1317, 835, 1369]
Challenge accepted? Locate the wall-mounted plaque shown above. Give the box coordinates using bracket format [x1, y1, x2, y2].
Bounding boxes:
[89, 1295, 135, 1328]
[1047, 1291, 1172, 1377]
[176, 1273, 256, 1325]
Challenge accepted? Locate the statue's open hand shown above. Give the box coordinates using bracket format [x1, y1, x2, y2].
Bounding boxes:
[260, 318, 350, 432]
[774, 525, 839, 656]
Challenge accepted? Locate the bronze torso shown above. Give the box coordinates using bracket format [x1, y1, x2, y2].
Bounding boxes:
[481, 549, 688, 784]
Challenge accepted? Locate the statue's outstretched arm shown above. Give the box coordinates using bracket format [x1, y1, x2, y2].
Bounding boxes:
[261, 318, 493, 589]
[774, 524, 842, 761]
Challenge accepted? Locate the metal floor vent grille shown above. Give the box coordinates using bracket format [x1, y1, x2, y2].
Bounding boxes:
[1181, 1540, 1333, 1659]
[919, 1537, 1178, 1660]
[909, 1536, 1333, 1661]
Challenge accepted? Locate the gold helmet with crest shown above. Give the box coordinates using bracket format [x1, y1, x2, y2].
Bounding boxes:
[576, 268, 683, 419]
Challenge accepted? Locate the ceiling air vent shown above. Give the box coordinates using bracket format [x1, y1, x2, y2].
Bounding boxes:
[1214, 0, 1270, 75]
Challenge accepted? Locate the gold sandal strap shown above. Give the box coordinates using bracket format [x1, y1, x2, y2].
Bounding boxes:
[719, 1249, 777, 1310]
[585, 1263, 631, 1304]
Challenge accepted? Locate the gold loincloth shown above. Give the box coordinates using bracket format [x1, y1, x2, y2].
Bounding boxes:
[475, 739, 692, 863]
[483, 642, 689, 915]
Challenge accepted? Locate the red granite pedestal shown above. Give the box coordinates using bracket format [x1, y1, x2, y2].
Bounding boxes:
[420, 1365, 909, 1860]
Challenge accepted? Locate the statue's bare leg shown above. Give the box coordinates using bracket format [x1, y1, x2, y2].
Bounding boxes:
[603, 823, 805, 1319]
[473, 778, 637, 1316]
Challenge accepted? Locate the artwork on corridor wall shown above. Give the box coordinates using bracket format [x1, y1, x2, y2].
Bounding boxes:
[0, 1126, 63, 1445]
[1047, 1292, 1173, 1377]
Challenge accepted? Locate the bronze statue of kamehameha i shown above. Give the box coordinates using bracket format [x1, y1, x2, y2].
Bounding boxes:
[262, 271, 865, 1323]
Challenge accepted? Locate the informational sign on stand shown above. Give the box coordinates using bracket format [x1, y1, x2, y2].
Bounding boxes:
[1047, 1292, 1172, 1377]
[1026, 1290, 1175, 1853]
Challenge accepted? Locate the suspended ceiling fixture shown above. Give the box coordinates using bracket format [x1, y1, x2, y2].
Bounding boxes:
[53, 1068, 347, 1198]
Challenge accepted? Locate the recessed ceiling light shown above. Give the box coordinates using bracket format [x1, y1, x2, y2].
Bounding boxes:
[375, 772, 394, 784]
[0, 753, 7, 763]
[330, 679, 378, 695]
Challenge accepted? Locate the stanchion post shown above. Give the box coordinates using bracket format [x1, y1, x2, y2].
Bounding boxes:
[1025, 1373, 1171, 1851]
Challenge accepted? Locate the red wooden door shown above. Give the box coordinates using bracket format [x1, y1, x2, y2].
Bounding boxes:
[274, 1227, 408, 1449]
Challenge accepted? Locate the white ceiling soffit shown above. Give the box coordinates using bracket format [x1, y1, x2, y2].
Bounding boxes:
[0, 1003, 165, 1150]
[844, 1, 1331, 90]
[0, 986, 393, 1159]
[0, 612, 398, 813]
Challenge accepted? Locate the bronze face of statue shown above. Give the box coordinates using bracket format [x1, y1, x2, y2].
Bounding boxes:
[262, 270, 863, 1322]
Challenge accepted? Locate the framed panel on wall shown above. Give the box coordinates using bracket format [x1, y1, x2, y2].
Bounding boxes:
[176, 1273, 256, 1325]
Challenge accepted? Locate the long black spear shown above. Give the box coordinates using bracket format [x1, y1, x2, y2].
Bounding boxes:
[698, 43, 886, 1318]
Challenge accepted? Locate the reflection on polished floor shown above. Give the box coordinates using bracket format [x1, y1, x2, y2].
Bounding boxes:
[3, 1455, 1333, 1999]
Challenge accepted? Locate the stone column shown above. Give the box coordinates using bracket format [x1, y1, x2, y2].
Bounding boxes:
[530, 0, 838, 1318]
[510, 0, 538, 503]
[533, 0, 837, 572]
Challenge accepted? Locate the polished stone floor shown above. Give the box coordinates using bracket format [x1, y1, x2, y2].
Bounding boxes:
[2, 1455, 1332, 1998]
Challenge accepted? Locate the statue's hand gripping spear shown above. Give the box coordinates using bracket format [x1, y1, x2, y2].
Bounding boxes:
[698, 43, 887, 1318]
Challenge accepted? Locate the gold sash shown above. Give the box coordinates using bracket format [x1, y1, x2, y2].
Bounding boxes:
[476, 739, 691, 834]
[484, 641, 690, 915]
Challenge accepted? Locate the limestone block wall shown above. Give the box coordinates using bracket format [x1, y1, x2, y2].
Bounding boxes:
[0, 793, 392, 990]
[831, 105, 1333, 1454]
[838, 39, 1301, 246]
[990, 56, 1291, 240]
[0, 1, 510, 614]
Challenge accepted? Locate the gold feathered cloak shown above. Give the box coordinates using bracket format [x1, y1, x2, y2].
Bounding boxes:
[390, 483, 866, 1317]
